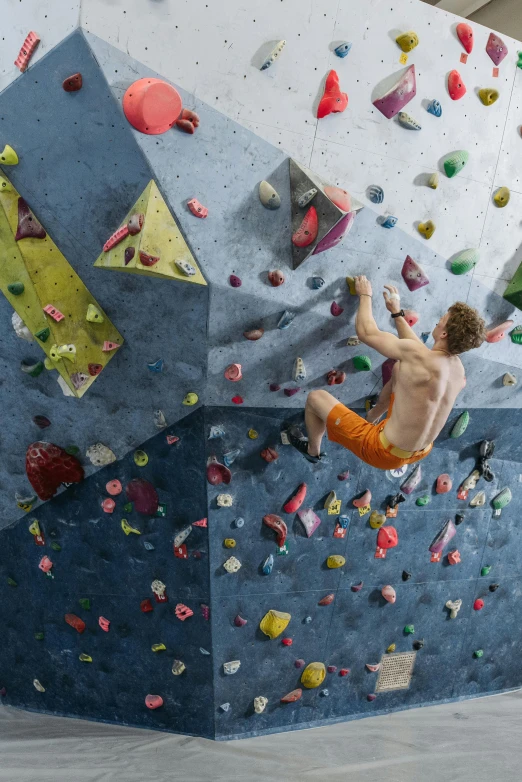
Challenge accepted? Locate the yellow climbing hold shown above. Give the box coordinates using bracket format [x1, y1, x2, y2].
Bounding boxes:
[396, 31, 419, 52]
[479, 88, 499, 106]
[134, 450, 148, 467]
[369, 511, 385, 529]
[399, 52, 408, 65]
[121, 519, 141, 536]
[428, 173, 439, 189]
[386, 643, 396, 653]
[327, 555, 346, 569]
[28, 519, 41, 537]
[183, 392, 198, 406]
[44, 357, 55, 370]
[56, 344, 76, 362]
[79, 653, 92, 663]
[494, 187, 510, 208]
[0, 176, 12, 192]
[224, 538, 236, 548]
[86, 303, 104, 323]
[0, 144, 19, 165]
[259, 609, 291, 639]
[418, 220, 436, 240]
[151, 643, 166, 652]
[248, 429, 259, 439]
[301, 661, 326, 689]
[346, 276, 357, 295]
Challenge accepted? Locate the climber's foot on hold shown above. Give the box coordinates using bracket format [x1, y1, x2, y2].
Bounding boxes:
[287, 425, 324, 464]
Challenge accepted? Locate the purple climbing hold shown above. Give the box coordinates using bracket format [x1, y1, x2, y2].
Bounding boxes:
[351, 581, 364, 592]
[234, 614, 248, 627]
[401, 255, 429, 291]
[124, 247, 135, 265]
[400, 464, 422, 495]
[294, 658, 305, 668]
[313, 211, 355, 255]
[486, 32, 508, 66]
[337, 470, 350, 481]
[229, 274, 242, 288]
[284, 387, 300, 397]
[297, 508, 322, 537]
[372, 65, 416, 119]
[327, 665, 337, 673]
[367, 693, 377, 702]
[429, 519, 456, 554]
[33, 415, 51, 429]
[269, 383, 281, 392]
[15, 198, 46, 241]
[125, 478, 159, 515]
[331, 301, 344, 317]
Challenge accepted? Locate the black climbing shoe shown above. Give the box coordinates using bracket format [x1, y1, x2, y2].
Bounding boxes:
[286, 425, 324, 464]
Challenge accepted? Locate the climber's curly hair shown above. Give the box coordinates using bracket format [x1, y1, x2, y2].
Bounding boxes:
[445, 302, 486, 355]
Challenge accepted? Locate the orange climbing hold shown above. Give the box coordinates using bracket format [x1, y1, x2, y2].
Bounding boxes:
[106, 479, 122, 496]
[281, 688, 302, 703]
[14, 31, 40, 72]
[318, 593, 335, 606]
[64, 613, 86, 633]
[317, 70, 348, 118]
[176, 108, 200, 134]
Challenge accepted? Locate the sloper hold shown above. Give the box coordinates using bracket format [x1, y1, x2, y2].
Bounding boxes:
[479, 88, 499, 106]
[457, 22, 474, 53]
[450, 410, 469, 437]
[396, 32, 419, 52]
[377, 526, 398, 549]
[401, 464, 421, 494]
[259, 181, 281, 210]
[125, 478, 159, 515]
[444, 150, 469, 178]
[0, 145, 18, 165]
[94, 180, 206, 285]
[15, 198, 46, 241]
[260, 609, 291, 639]
[26, 441, 84, 501]
[63, 72, 83, 92]
[292, 206, 318, 248]
[448, 70, 466, 100]
[401, 256, 429, 291]
[317, 70, 348, 118]
[373, 65, 416, 119]
[429, 519, 456, 554]
[281, 689, 302, 703]
[301, 662, 326, 689]
[486, 32, 508, 66]
[283, 483, 307, 513]
[452, 249, 479, 275]
[123, 78, 182, 134]
[427, 99, 442, 117]
[297, 508, 322, 537]
[494, 187, 510, 208]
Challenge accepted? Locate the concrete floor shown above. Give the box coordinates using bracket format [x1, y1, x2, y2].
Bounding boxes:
[1, 691, 521, 781]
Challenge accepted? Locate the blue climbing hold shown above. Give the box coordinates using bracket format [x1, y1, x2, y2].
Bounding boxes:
[223, 448, 241, 467]
[312, 276, 325, 289]
[209, 425, 226, 440]
[380, 215, 398, 229]
[334, 42, 352, 58]
[278, 310, 296, 329]
[147, 359, 163, 372]
[427, 100, 442, 117]
[368, 185, 384, 204]
[339, 514, 350, 529]
[421, 332, 430, 343]
[262, 553, 274, 575]
[143, 541, 155, 551]
[234, 517, 245, 528]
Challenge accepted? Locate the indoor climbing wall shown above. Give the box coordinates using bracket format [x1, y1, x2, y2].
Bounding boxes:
[2, 0, 522, 743]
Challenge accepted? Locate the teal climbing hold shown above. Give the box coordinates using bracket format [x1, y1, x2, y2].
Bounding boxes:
[7, 282, 24, 295]
[450, 411, 469, 438]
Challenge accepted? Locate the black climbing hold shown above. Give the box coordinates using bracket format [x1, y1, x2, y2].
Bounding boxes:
[489, 583, 500, 592]
[455, 513, 465, 525]
[389, 492, 406, 509]
[413, 639, 424, 650]
[402, 570, 412, 581]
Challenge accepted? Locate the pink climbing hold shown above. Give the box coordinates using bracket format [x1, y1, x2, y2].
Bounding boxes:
[295, 659, 305, 668]
[206, 456, 232, 486]
[281, 689, 302, 703]
[429, 519, 456, 554]
[192, 518, 208, 527]
[292, 206, 319, 247]
[123, 78, 182, 134]
[327, 665, 337, 673]
[14, 31, 40, 72]
[175, 603, 194, 621]
[474, 598, 484, 611]
[327, 369, 346, 385]
[313, 211, 355, 255]
[244, 328, 264, 341]
[106, 479, 122, 496]
[166, 435, 180, 445]
[224, 363, 242, 381]
[234, 614, 247, 627]
[448, 550, 461, 565]
[176, 108, 200, 134]
[284, 388, 300, 397]
[187, 198, 208, 218]
[125, 478, 159, 515]
[232, 395, 244, 404]
[331, 301, 344, 317]
[381, 585, 396, 603]
[402, 255, 429, 291]
[486, 320, 513, 343]
[263, 514, 287, 547]
[268, 270, 285, 287]
[201, 604, 210, 620]
[38, 555, 52, 573]
[317, 70, 348, 118]
[102, 341, 120, 352]
[43, 304, 64, 322]
[145, 694, 163, 710]
[229, 275, 242, 288]
[338, 470, 350, 481]
[351, 582, 364, 592]
[101, 498, 116, 513]
[269, 383, 281, 392]
[403, 310, 419, 327]
[367, 694, 377, 702]
[457, 22, 474, 54]
[99, 616, 110, 632]
[436, 474, 452, 494]
[486, 32, 508, 66]
[283, 483, 307, 514]
[103, 224, 129, 252]
[353, 489, 372, 508]
[324, 186, 351, 212]
[382, 358, 397, 387]
[448, 70, 466, 100]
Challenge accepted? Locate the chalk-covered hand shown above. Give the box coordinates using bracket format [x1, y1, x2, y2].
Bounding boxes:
[383, 284, 401, 314]
[355, 275, 372, 297]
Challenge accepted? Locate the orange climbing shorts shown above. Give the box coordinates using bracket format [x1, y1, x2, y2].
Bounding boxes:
[326, 394, 432, 470]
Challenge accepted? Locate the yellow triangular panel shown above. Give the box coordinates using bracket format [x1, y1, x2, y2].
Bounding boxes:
[0, 175, 123, 398]
[94, 180, 206, 285]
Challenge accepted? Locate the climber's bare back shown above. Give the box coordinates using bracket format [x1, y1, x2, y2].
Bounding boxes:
[383, 341, 466, 452]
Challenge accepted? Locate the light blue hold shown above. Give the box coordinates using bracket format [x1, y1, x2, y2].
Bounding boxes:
[304, 616, 312, 624]
[380, 215, 398, 229]
[234, 516, 245, 528]
[223, 448, 241, 466]
[338, 514, 350, 529]
[143, 541, 155, 551]
[334, 42, 352, 58]
[208, 425, 225, 440]
[262, 553, 274, 575]
[278, 310, 296, 329]
[368, 185, 384, 204]
[312, 276, 325, 289]
[427, 99, 442, 117]
[147, 359, 163, 372]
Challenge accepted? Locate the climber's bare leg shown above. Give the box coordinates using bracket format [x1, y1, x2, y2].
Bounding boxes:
[305, 390, 339, 457]
[367, 379, 392, 424]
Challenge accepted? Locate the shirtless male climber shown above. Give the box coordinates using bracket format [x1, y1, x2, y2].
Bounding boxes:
[288, 275, 486, 470]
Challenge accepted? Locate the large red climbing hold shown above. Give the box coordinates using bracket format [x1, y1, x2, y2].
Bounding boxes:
[206, 456, 232, 486]
[377, 526, 398, 549]
[292, 206, 318, 248]
[263, 514, 288, 547]
[283, 482, 307, 514]
[125, 478, 159, 515]
[15, 198, 46, 241]
[123, 78, 182, 134]
[14, 31, 40, 72]
[448, 70, 466, 100]
[457, 22, 474, 54]
[64, 614, 86, 634]
[317, 70, 348, 118]
[176, 108, 200, 134]
[26, 442, 84, 501]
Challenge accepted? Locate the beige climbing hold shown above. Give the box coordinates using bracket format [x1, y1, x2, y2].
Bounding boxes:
[446, 599, 462, 619]
[260, 609, 291, 639]
[259, 180, 281, 210]
[324, 490, 337, 510]
[494, 187, 510, 208]
[347, 336, 361, 346]
[301, 662, 326, 689]
[33, 679, 45, 692]
[223, 556, 241, 573]
[462, 469, 480, 491]
[254, 696, 268, 713]
[223, 660, 241, 675]
[428, 172, 439, 189]
[470, 490, 486, 507]
[418, 220, 435, 239]
[172, 659, 186, 676]
[479, 88, 499, 106]
[293, 357, 306, 381]
[326, 554, 346, 569]
[86, 443, 116, 466]
[503, 372, 517, 386]
[217, 493, 233, 507]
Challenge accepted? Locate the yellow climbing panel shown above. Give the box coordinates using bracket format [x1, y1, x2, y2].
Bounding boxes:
[0, 175, 123, 398]
[94, 180, 206, 285]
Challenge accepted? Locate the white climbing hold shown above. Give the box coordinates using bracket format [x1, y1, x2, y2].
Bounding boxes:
[175, 259, 197, 277]
[259, 180, 281, 210]
[503, 372, 517, 386]
[470, 490, 486, 507]
[12, 312, 33, 342]
[446, 599, 462, 619]
[397, 111, 421, 130]
[217, 494, 233, 507]
[33, 679, 45, 692]
[223, 556, 241, 573]
[223, 660, 241, 675]
[260, 40, 286, 70]
[86, 443, 116, 466]
[254, 696, 268, 713]
[293, 357, 306, 381]
[428, 172, 439, 189]
[174, 525, 192, 548]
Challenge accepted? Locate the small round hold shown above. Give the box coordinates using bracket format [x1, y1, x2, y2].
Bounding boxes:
[244, 328, 264, 341]
[134, 450, 148, 467]
[327, 665, 337, 673]
[101, 498, 116, 513]
[473, 599, 484, 611]
[224, 363, 242, 382]
[145, 694, 163, 710]
[268, 269, 285, 287]
[304, 616, 312, 624]
[320, 688, 329, 697]
[269, 383, 281, 392]
[331, 301, 344, 317]
[474, 649, 484, 658]
[106, 479, 122, 496]
[229, 274, 242, 288]
[427, 99, 442, 117]
[489, 583, 500, 592]
[248, 428, 258, 439]
[367, 185, 384, 204]
[312, 276, 325, 289]
[413, 639, 424, 650]
[294, 658, 305, 668]
[494, 187, 510, 208]
[503, 372, 517, 386]
[182, 392, 198, 406]
[396, 31, 419, 52]
[259, 180, 281, 210]
[224, 538, 236, 548]
[234, 517, 245, 528]
[281, 637, 293, 646]
[367, 693, 377, 702]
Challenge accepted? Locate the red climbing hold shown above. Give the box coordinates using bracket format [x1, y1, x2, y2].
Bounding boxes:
[448, 70, 466, 100]
[145, 694, 163, 709]
[175, 603, 194, 621]
[125, 479, 159, 515]
[99, 616, 110, 632]
[281, 689, 302, 703]
[14, 31, 40, 72]
[63, 72, 83, 92]
[26, 442, 84, 501]
[318, 593, 335, 606]
[457, 22, 474, 53]
[436, 474, 453, 494]
[327, 369, 346, 385]
[193, 518, 207, 527]
[244, 328, 264, 341]
[284, 388, 300, 397]
[263, 514, 288, 547]
[403, 310, 419, 327]
[261, 447, 279, 463]
[139, 251, 160, 267]
[176, 108, 200, 134]
[474, 599, 484, 611]
[206, 456, 232, 486]
[64, 613, 86, 634]
[268, 270, 285, 287]
[123, 78, 182, 134]
[292, 206, 318, 248]
[317, 70, 348, 118]
[281, 637, 293, 646]
[103, 224, 130, 252]
[377, 526, 398, 549]
[229, 275, 242, 288]
[232, 395, 244, 404]
[187, 198, 208, 218]
[330, 301, 344, 317]
[340, 668, 350, 677]
[174, 544, 188, 559]
[269, 383, 281, 392]
[140, 598, 154, 613]
[88, 363, 103, 376]
[283, 482, 307, 514]
[15, 198, 46, 241]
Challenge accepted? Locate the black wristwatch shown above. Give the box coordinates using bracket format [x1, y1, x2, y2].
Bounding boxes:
[391, 309, 405, 319]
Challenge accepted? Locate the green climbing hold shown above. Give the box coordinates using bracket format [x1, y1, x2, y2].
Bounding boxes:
[518, 52, 522, 69]
[353, 355, 372, 371]
[450, 411, 469, 438]
[474, 649, 484, 658]
[22, 361, 45, 378]
[156, 503, 167, 518]
[79, 598, 91, 610]
[504, 264, 522, 311]
[416, 494, 430, 506]
[35, 327, 50, 342]
[444, 150, 469, 178]
[123, 502, 133, 513]
[510, 326, 522, 344]
[65, 445, 80, 456]
[34, 632, 44, 640]
[404, 624, 415, 635]
[7, 577, 17, 587]
[451, 249, 479, 276]
[50, 541, 61, 552]
[492, 487, 512, 510]
[7, 282, 24, 295]
[481, 565, 492, 576]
